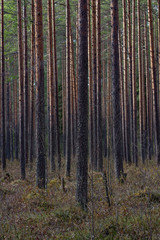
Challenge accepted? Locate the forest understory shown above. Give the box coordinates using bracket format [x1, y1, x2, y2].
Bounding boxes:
[1, 159, 160, 240]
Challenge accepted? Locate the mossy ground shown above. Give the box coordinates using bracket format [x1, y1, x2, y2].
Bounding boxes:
[0, 159, 160, 239]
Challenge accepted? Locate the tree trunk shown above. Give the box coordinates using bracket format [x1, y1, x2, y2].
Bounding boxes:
[96, 0, 103, 172]
[24, 0, 29, 165]
[132, 0, 138, 166]
[88, 0, 93, 165]
[9, 83, 14, 162]
[102, 41, 107, 158]
[52, 0, 61, 170]
[69, 20, 76, 159]
[30, 0, 35, 168]
[158, 0, 160, 115]
[92, 0, 97, 170]
[48, 0, 55, 171]
[35, 0, 46, 188]
[148, 0, 160, 164]
[111, 0, 123, 178]
[6, 76, 11, 160]
[137, 0, 144, 164]
[76, 0, 88, 210]
[122, 0, 131, 164]
[144, 13, 152, 160]
[1, 0, 6, 170]
[13, 54, 19, 161]
[127, 0, 133, 163]
[66, 0, 71, 177]
[75, 4, 79, 136]
[107, 34, 111, 160]
[141, 25, 147, 161]
[17, 0, 25, 179]
[62, 46, 66, 157]
[118, 29, 125, 161]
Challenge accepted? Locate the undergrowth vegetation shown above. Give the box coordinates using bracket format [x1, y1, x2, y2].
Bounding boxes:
[1, 159, 160, 239]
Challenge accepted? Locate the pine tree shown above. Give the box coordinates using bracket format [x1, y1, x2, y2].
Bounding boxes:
[148, 0, 160, 165]
[35, 0, 46, 188]
[96, 0, 103, 172]
[17, 0, 25, 179]
[1, 0, 6, 170]
[48, 0, 55, 171]
[66, 0, 71, 177]
[122, 0, 131, 164]
[24, 0, 29, 165]
[76, 0, 88, 210]
[111, 0, 123, 178]
[30, 0, 35, 168]
[92, 0, 97, 170]
[88, 0, 93, 165]
[52, 0, 61, 170]
[132, 0, 138, 166]
[137, 0, 145, 164]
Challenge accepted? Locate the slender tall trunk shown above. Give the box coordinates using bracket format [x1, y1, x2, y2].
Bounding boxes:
[62, 47, 66, 157]
[35, 0, 46, 188]
[111, 0, 123, 178]
[144, 13, 152, 160]
[76, 0, 88, 210]
[48, 0, 55, 171]
[154, 16, 158, 89]
[137, 0, 144, 164]
[158, 0, 160, 120]
[14, 54, 19, 160]
[30, 0, 35, 168]
[122, 0, 131, 164]
[102, 41, 107, 158]
[141, 24, 147, 161]
[107, 34, 111, 160]
[0, 58, 2, 154]
[6, 76, 11, 160]
[69, 20, 76, 158]
[1, 0, 6, 170]
[148, 0, 160, 164]
[17, 0, 25, 179]
[24, 0, 29, 165]
[96, 0, 103, 172]
[66, 0, 71, 177]
[75, 4, 79, 135]
[127, 0, 133, 162]
[52, 0, 61, 169]
[132, 0, 138, 166]
[92, 0, 97, 170]
[9, 83, 14, 162]
[118, 30, 125, 161]
[47, 56, 50, 160]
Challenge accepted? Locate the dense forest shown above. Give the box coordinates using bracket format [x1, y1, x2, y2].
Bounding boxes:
[1, 0, 160, 239]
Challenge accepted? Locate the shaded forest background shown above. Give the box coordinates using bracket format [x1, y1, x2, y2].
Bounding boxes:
[1, 0, 160, 239]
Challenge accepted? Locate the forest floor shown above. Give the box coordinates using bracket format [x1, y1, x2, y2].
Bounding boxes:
[0, 159, 160, 240]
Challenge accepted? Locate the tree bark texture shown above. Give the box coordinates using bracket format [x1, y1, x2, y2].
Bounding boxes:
[111, 0, 123, 178]
[148, 0, 160, 164]
[1, 0, 6, 170]
[48, 0, 55, 171]
[76, 0, 88, 210]
[52, 0, 61, 170]
[17, 0, 25, 179]
[96, 0, 103, 172]
[132, 0, 138, 166]
[30, 0, 35, 168]
[24, 0, 29, 165]
[66, 0, 71, 177]
[92, 0, 97, 170]
[35, 0, 46, 188]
